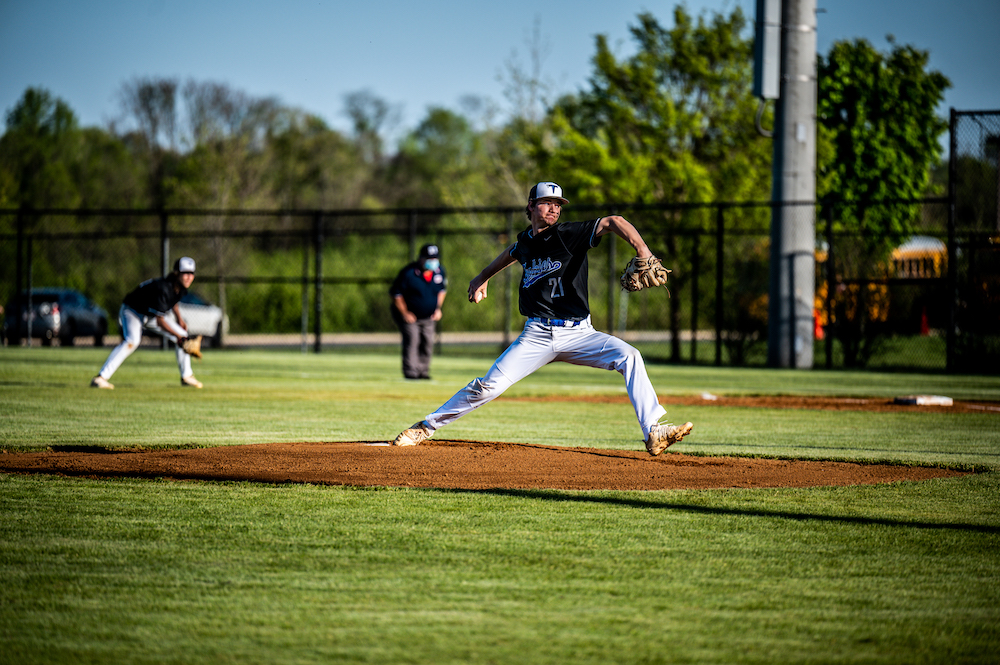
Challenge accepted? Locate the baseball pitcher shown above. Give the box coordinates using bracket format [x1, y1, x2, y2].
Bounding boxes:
[392, 181, 692, 455]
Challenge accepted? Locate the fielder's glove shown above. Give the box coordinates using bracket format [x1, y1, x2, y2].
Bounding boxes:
[620, 256, 671, 293]
[180, 335, 203, 359]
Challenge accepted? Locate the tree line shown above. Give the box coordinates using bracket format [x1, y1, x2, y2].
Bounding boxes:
[0, 5, 953, 358]
[1, 7, 949, 227]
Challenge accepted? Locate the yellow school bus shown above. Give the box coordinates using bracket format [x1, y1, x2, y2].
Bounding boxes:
[814, 236, 946, 333]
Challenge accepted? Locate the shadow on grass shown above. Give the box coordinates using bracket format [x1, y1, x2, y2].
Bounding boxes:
[440, 486, 1000, 534]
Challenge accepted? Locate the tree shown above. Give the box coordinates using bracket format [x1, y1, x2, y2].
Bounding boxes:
[498, 15, 555, 126]
[390, 107, 489, 208]
[166, 80, 288, 326]
[817, 37, 950, 254]
[480, 15, 564, 206]
[343, 89, 400, 168]
[72, 127, 145, 209]
[533, 6, 771, 359]
[538, 6, 770, 206]
[0, 87, 81, 209]
[169, 80, 282, 210]
[116, 77, 179, 150]
[0, 89, 143, 310]
[268, 112, 369, 210]
[817, 38, 950, 367]
[112, 76, 181, 207]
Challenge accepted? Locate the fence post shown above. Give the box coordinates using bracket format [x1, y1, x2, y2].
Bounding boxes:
[504, 211, 514, 347]
[607, 232, 617, 332]
[15, 207, 25, 300]
[409, 211, 417, 261]
[669, 233, 681, 362]
[313, 212, 323, 354]
[691, 231, 700, 363]
[301, 231, 309, 354]
[824, 201, 835, 369]
[435, 226, 444, 356]
[160, 210, 169, 350]
[26, 234, 34, 344]
[159, 209, 170, 276]
[607, 206, 619, 333]
[946, 107, 958, 373]
[715, 206, 724, 366]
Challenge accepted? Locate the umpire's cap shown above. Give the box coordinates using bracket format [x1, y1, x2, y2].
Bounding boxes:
[419, 244, 439, 259]
[528, 181, 569, 205]
[174, 256, 196, 274]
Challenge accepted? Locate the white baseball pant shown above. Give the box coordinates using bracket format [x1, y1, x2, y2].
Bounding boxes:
[98, 305, 195, 380]
[424, 316, 667, 439]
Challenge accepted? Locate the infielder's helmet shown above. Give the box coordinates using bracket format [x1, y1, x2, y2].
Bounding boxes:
[174, 256, 196, 273]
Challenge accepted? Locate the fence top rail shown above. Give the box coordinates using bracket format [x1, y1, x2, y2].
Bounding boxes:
[9, 226, 989, 244]
[0, 202, 785, 217]
[953, 109, 1000, 118]
[0, 197, 947, 218]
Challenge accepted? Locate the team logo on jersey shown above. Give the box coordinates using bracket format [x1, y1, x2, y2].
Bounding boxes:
[522, 258, 562, 288]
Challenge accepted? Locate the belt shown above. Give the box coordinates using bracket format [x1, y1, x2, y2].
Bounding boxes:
[529, 317, 585, 327]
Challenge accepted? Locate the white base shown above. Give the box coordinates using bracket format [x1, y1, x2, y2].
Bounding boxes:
[893, 395, 954, 406]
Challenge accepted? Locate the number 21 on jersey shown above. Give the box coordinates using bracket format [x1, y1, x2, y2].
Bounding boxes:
[548, 277, 564, 299]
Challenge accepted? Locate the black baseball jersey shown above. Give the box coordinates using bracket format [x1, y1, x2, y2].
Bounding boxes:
[510, 219, 602, 319]
[122, 277, 187, 317]
[389, 263, 447, 319]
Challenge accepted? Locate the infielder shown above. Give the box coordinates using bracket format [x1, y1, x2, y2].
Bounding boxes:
[90, 257, 204, 389]
[392, 181, 693, 455]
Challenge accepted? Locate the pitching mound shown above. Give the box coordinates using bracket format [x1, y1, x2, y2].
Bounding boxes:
[0, 440, 965, 491]
[3, 397, 990, 490]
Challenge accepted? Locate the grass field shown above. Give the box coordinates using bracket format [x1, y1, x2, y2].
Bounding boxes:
[2, 346, 999, 664]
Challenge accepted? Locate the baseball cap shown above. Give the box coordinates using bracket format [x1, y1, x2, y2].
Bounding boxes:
[419, 244, 439, 258]
[528, 181, 569, 205]
[174, 256, 196, 273]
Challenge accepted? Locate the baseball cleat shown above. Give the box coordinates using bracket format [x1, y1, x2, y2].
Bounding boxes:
[645, 421, 693, 456]
[181, 375, 203, 388]
[90, 375, 114, 389]
[392, 420, 433, 446]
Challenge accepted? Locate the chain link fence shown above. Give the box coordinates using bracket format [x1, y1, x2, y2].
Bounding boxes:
[949, 109, 1000, 373]
[0, 196, 968, 372]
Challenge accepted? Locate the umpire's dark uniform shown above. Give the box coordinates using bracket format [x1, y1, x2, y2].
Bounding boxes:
[390, 244, 447, 379]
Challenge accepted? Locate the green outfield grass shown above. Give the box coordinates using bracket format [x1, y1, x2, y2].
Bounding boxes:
[2, 346, 999, 664]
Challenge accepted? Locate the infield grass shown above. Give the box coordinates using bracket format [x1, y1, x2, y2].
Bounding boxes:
[1, 346, 999, 664]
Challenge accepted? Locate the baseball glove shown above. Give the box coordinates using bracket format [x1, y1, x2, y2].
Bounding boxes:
[620, 256, 671, 293]
[180, 335, 203, 359]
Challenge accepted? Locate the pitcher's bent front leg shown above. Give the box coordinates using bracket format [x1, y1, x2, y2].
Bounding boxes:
[562, 329, 666, 438]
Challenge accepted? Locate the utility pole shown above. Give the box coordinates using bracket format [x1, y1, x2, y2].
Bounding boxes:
[766, 0, 817, 368]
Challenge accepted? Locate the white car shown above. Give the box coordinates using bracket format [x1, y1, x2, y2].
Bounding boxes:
[173, 292, 229, 347]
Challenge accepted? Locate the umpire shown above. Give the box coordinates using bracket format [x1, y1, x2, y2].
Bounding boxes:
[390, 244, 447, 379]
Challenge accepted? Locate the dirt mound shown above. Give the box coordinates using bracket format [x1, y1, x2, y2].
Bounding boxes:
[0, 440, 964, 491]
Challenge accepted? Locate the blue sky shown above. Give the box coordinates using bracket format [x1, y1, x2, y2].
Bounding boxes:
[2, 0, 998, 142]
